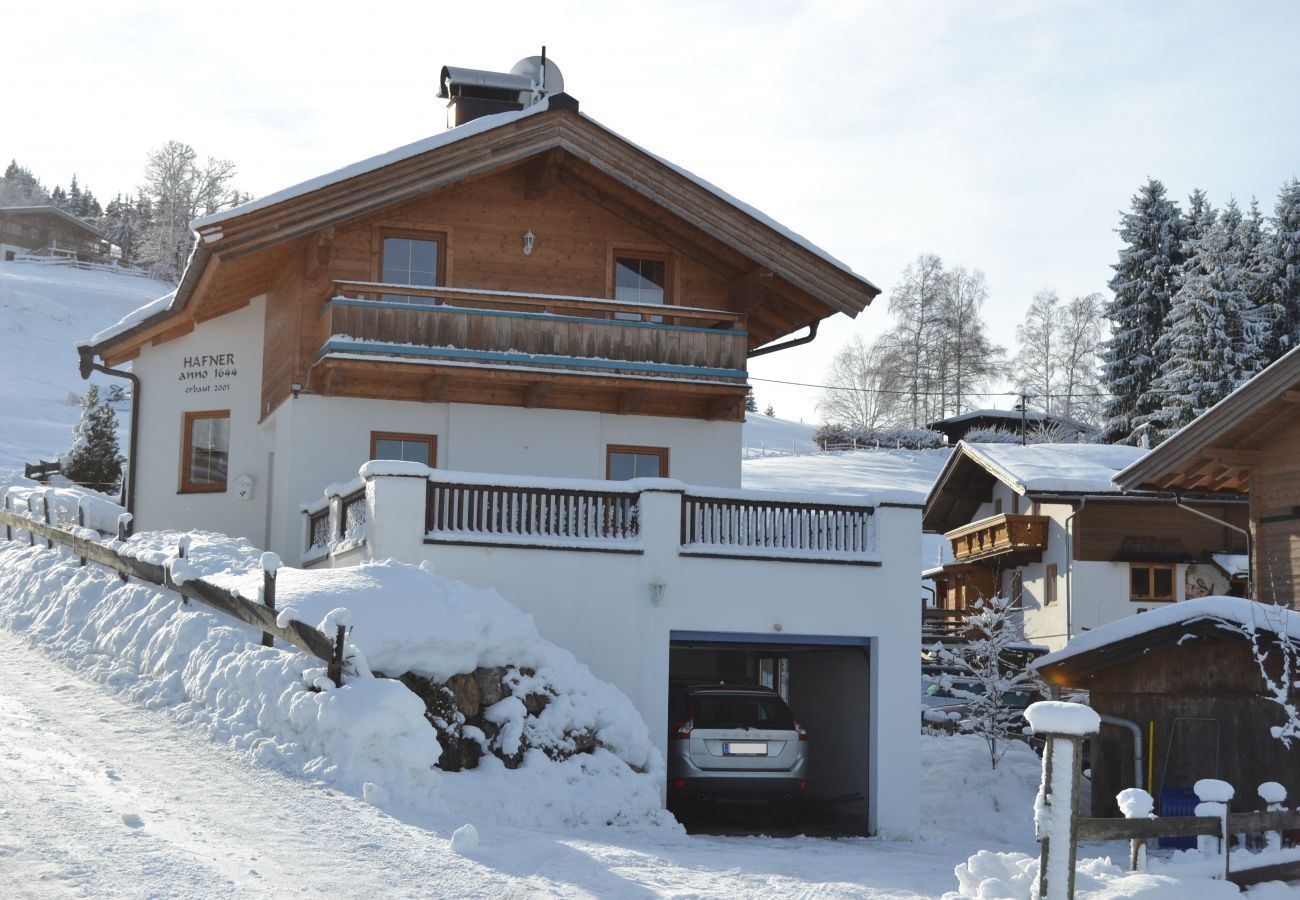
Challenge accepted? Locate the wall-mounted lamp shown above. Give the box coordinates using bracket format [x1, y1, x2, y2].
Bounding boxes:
[522, 229, 536, 256]
[649, 581, 666, 607]
[290, 382, 303, 399]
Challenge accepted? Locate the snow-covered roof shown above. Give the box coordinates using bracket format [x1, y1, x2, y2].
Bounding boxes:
[0, 204, 106, 238]
[957, 442, 1147, 495]
[87, 290, 177, 346]
[1035, 596, 1300, 670]
[1211, 553, 1250, 579]
[191, 99, 873, 291]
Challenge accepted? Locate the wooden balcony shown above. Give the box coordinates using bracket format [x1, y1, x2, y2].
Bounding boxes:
[945, 513, 1048, 565]
[308, 281, 751, 420]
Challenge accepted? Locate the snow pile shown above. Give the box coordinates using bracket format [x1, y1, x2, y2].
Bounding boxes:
[0, 480, 126, 534]
[0, 526, 669, 832]
[919, 733, 1044, 846]
[1024, 701, 1101, 736]
[943, 851, 1260, 899]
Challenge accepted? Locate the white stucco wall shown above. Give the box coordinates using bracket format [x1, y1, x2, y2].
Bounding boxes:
[314, 471, 921, 837]
[131, 298, 271, 544]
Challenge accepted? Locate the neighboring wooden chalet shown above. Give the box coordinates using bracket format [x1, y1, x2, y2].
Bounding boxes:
[923, 442, 1248, 650]
[1116, 346, 1300, 607]
[927, 409, 1092, 445]
[1035, 598, 1300, 818]
[0, 205, 109, 261]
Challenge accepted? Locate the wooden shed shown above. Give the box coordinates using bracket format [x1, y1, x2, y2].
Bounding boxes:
[1035, 598, 1300, 818]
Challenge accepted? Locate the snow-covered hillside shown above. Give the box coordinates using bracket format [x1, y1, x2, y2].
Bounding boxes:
[742, 412, 819, 457]
[0, 261, 167, 478]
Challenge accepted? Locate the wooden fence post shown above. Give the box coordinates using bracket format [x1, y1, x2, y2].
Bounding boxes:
[1260, 783, 1287, 854]
[1027, 702, 1100, 900]
[1116, 788, 1155, 871]
[76, 500, 86, 566]
[41, 492, 52, 549]
[27, 496, 36, 546]
[4, 493, 10, 542]
[260, 552, 280, 648]
[1194, 779, 1235, 880]
[327, 625, 348, 687]
[117, 513, 131, 542]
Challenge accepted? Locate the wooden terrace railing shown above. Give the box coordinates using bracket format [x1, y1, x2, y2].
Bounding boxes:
[680, 492, 877, 562]
[946, 513, 1048, 563]
[425, 479, 641, 549]
[324, 281, 748, 380]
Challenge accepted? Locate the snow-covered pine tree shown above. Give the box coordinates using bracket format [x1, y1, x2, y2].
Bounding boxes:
[764, 404, 775, 417]
[0, 160, 49, 206]
[1258, 178, 1300, 366]
[67, 175, 82, 216]
[50, 184, 68, 210]
[744, 389, 758, 413]
[62, 384, 124, 493]
[1147, 199, 1262, 438]
[1240, 198, 1282, 372]
[1101, 179, 1186, 444]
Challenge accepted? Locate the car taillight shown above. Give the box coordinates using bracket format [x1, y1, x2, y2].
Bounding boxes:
[670, 718, 694, 740]
[795, 720, 809, 742]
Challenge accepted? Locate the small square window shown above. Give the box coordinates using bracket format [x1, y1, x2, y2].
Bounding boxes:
[1044, 563, 1058, 606]
[181, 410, 230, 493]
[1130, 563, 1177, 602]
[378, 230, 446, 304]
[612, 252, 671, 322]
[606, 445, 668, 480]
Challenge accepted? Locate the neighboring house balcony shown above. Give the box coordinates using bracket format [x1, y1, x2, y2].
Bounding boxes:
[944, 513, 1048, 565]
[310, 281, 751, 421]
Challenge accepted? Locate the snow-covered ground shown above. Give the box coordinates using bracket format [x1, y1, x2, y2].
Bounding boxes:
[0, 261, 168, 477]
[741, 412, 819, 457]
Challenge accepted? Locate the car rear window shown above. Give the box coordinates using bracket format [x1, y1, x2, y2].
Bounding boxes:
[691, 694, 794, 730]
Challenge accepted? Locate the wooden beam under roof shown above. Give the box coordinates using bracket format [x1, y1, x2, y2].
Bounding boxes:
[1202, 447, 1263, 467]
[525, 148, 565, 199]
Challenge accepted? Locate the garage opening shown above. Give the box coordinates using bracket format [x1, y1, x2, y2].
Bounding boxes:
[668, 630, 871, 836]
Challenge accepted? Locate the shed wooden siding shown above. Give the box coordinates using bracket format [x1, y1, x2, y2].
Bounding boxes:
[259, 165, 743, 419]
[1077, 639, 1298, 818]
[1074, 502, 1248, 562]
[1254, 417, 1300, 606]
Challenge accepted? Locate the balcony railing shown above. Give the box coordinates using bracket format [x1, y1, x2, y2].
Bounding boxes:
[426, 479, 641, 550]
[681, 492, 876, 562]
[322, 281, 748, 382]
[945, 513, 1048, 563]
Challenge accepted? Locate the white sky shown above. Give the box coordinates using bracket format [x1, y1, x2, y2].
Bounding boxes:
[8, 0, 1299, 422]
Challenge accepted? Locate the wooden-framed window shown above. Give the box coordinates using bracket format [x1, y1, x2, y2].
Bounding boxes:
[611, 250, 673, 321]
[181, 410, 230, 493]
[1044, 563, 1058, 606]
[606, 445, 668, 480]
[377, 228, 447, 302]
[1131, 563, 1176, 602]
[1011, 569, 1024, 609]
[370, 432, 437, 466]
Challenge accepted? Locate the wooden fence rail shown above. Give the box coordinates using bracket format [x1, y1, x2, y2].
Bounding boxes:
[0, 507, 346, 683]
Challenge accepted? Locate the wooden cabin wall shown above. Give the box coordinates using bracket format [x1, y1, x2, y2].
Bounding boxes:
[1075, 502, 1248, 562]
[1255, 416, 1300, 606]
[1082, 641, 1298, 817]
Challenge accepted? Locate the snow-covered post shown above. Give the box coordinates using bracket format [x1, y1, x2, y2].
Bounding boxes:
[1116, 788, 1155, 871]
[40, 491, 52, 549]
[76, 497, 87, 566]
[1194, 779, 1234, 879]
[3, 492, 10, 542]
[1259, 782, 1286, 855]
[116, 512, 132, 542]
[26, 494, 37, 546]
[1027, 701, 1100, 900]
[260, 552, 280, 648]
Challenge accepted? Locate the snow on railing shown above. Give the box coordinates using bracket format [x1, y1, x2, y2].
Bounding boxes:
[680, 490, 876, 561]
[301, 477, 367, 559]
[426, 479, 640, 548]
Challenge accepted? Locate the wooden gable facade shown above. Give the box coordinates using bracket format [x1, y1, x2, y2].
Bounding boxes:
[1116, 348, 1300, 607]
[83, 96, 878, 427]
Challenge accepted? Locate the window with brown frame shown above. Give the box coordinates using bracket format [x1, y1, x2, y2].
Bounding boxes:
[1130, 563, 1176, 602]
[1044, 563, 1058, 606]
[181, 410, 230, 493]
[370, 432, 437, 467]
[606, 445, 668, 480]
[378, 229, 447, 303]
[612, 251, 672, 321]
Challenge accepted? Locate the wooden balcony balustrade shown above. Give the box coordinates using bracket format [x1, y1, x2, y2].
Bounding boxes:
[945, 513, 1048, 564]
[323, 281, 748, 381]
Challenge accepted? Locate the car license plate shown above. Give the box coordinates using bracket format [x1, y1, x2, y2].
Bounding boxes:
[723, 742, 767, 756]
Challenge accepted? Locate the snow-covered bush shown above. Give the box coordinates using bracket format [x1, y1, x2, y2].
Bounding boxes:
[963, 426, 1022, 444]
[813, 423, 946, 450]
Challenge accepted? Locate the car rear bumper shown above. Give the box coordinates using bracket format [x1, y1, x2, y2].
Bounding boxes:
[668, 774, 808, 803]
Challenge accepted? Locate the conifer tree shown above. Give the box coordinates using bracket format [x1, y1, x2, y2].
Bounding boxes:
[62, 385, 124, 492]
[1260, 178, 1300, 365]
[1101, 179, 1186, 443]
[745, 389, 758, 413]
[0, 160, 48, 206]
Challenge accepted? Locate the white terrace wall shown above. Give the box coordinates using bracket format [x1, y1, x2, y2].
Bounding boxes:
[265, 395, 741, 562]
[305, 467, 921, 837]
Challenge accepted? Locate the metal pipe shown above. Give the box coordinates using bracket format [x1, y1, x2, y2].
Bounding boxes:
[1099, 713, 1145, 790]
[1173, 494, 1252, 600]
[78, 347, 139, 532]
[1062, 496, 1087, 643]
[747, 320, 818, 358]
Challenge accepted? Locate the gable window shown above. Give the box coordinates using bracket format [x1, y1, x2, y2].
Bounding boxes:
[613, 252, 671, 321]
[181, 410, 230, 493]
[371, 432, 436, 466]
[379, 230, 446, 303]
[1044, 563, 1058, 606]
[607, 445, 668, 480]
[1131, 563, 1176, 602]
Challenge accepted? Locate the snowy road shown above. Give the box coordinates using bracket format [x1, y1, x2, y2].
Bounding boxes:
[0, 628, 984, 898]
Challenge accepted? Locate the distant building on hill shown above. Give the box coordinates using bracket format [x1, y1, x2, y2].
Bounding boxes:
[927, 408, 1094, 444]
[0, 205, 109, 262]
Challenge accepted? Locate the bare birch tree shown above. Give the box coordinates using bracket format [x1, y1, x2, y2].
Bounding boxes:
[938, 266, 1005, 417]
[816, 335, 904, 429]
[1013, 289, 1061, 415]
[137, 141, 238, 281]
[883, 254, 947, 427]
[1055, 293, 1106, 426]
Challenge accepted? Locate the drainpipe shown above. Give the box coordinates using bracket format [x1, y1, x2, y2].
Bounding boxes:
[1062, 496, 1087, 643]
[1098, 713, 1145, 790]
[746, 320, 818, 359]
[78, 347, 139, 532]
[1173, 494, 1252, 600]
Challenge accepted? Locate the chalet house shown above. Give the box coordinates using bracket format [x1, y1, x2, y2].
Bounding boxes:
[1035, 598, 1300, 818]
[0, 205, 109, 261]
[926, 408, 1093, 445]
[1115, 344, 1300, 607]
[923, 442, 1249, 650]
[75, 58, 920, 836]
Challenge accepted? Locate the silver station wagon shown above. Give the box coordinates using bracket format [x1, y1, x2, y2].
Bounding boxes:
[667, 684, 809, 813]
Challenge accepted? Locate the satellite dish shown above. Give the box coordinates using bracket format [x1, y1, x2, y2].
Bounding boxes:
[510, 55, 563, 100]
